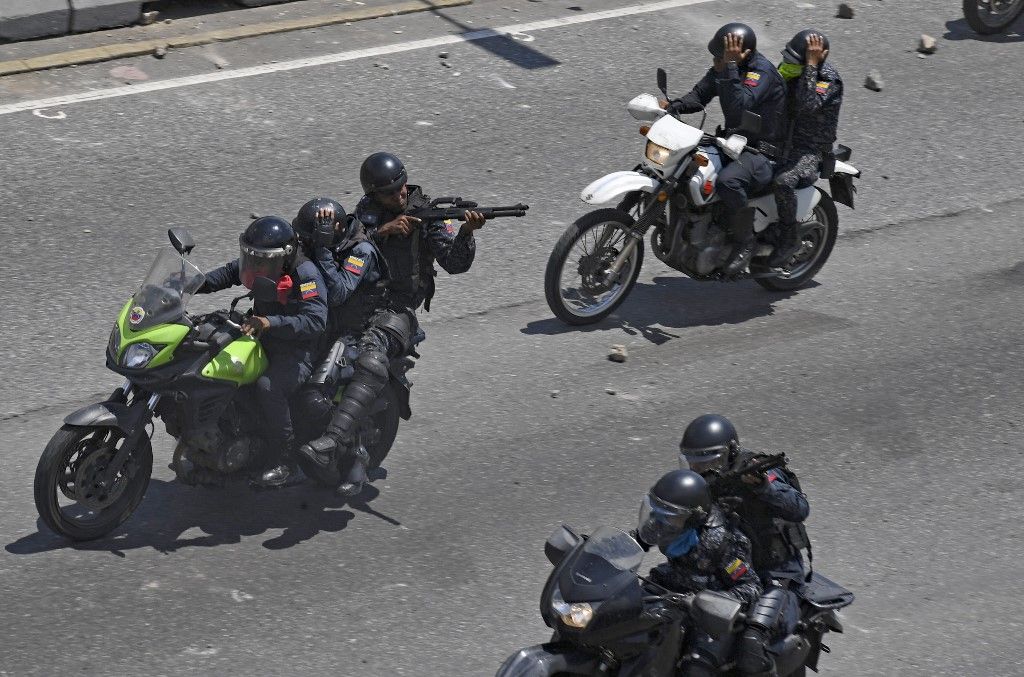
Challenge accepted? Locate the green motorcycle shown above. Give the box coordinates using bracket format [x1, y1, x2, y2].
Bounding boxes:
[34, 228, 415, 541]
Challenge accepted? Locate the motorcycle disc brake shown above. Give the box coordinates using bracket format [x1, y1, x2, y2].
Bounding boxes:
[74, 447, 130, 511]
[577, 246, 621, 294]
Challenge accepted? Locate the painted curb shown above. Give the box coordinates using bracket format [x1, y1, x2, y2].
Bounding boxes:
[0, 0, 472, 76]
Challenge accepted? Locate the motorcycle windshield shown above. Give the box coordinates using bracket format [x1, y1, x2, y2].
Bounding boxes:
[555, 527, 645, 603]
[127, 248, 205, 331]
[580, 527, 646, 573]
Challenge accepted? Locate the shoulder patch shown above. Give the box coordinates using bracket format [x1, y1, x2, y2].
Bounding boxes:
[343, 255, 365, 275]
[444, 219, 457, 235]
[725, 558, 750, 581]
[815, 80, 831, 95]
[300, 280, 319, 300]
[743, 71, 761, 87]
[767, 470, 779, 483]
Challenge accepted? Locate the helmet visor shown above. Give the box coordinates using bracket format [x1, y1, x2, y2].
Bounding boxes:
[679, 447, 727, 474]
[637, 494, 700, 547]
[239, 238, 289, 290]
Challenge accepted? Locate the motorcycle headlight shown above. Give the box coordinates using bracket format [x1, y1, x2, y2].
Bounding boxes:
[108, 325, 121, 356]
[552, 588, 595, 629]
[645, 141, 672, 166]
[122, 342, 161, 369]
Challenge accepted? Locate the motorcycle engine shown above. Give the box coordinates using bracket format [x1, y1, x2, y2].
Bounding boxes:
[652, 197, 733, 276]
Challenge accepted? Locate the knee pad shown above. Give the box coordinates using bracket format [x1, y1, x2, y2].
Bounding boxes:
[369, 310, 414, 355]
[355, 350, 390, 385]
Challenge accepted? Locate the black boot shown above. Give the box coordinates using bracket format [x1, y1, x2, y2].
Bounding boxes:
[337, 444, 370, 497]
[768, 222, 801, 268]
[723, 206, 757, 276]
[250, 462, 304, 489]
[724, 238, 756, 276]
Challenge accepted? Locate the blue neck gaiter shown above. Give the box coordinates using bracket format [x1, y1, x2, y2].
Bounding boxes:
[665, 528, 699, 558]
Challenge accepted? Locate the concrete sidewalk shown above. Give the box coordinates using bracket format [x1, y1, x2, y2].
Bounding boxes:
[0, 0, 471, 75]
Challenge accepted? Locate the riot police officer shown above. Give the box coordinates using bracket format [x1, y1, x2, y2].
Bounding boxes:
[198, 216, 328, 488]
[354, 152, 486, 314]
[291, 198, 416, 496]
[636, 469, 762, 676]
[662, 23, 788, 275]
[679, 414, 810, 677]
[769, 30, 844, 267]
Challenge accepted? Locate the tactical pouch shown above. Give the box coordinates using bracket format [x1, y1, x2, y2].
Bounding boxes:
[783, 522, 811, 551]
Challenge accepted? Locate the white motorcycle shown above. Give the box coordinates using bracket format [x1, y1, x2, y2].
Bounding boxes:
[544, 68, 861, 326]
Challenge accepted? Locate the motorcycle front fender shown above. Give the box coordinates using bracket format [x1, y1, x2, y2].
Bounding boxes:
[580, 171, 658, 206]
[63, 401, 140, 435]
[495, 643, 601, 677]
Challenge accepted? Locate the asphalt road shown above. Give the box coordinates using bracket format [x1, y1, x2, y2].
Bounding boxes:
[1, 1, 1022, 675]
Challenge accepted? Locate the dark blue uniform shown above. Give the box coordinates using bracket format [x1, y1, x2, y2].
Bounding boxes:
[671, 52, 788, 238]
[356, 185, 476, 315]
[646, 506, 762, 676]
[310, 238, 386, 338]
[200, 256, 327, 458]
[773, 61, 844, 227]
[722, 456, 811, 676]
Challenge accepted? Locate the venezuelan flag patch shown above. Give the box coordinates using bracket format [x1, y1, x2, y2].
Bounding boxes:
[343, 256, 365, 275]
[743, 71, 761, 87]
[815, 81, 830, 95]
[300, 280, 319, 300]
[726, 558, 749, 581]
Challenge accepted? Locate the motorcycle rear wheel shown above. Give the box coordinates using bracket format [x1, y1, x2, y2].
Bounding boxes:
[544, 208, 645, 325]
[752, 194, 838, 292]
[962, 0, 1024, 33]
[34, 425, 152, 541]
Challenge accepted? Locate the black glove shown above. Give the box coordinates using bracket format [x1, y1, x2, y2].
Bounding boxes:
[313, 212, 335, 248]
[668, 95, 702, 115]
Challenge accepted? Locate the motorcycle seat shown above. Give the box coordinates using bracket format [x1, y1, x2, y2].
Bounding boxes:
[798, 572, 854, 609]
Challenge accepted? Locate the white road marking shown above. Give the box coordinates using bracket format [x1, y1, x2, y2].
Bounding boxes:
[0, 0, 710, 117]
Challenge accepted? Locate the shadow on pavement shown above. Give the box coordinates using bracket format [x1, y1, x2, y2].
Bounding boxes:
[943, 14, 1024, 42]
[521, 275, 809, 344]
[425, 1, 561, 70]
[5, 474, 400, 556]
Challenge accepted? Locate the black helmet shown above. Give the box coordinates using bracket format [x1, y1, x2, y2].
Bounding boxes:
[679, 414, 739, 474]
[708, 22, 757, 59]
[360, 152, 408, 195]
[239, 216, 297, 290]
[293, 197, 357, 248]
[782, 29, 829, 64]
[638, 470, 712, 549]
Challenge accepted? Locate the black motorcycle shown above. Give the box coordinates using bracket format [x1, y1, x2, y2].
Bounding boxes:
[497, 526, 853, 676]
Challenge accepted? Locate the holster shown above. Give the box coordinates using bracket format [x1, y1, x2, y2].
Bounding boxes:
[309, 337, 349, 389]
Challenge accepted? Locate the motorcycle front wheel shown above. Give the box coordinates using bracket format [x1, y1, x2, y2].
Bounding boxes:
[34, 424, 153, 541]
[962, 0, 1024, 33]
[544, 208, 645, 326]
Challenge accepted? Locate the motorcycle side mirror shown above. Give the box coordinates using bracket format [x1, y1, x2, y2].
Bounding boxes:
[544, 524, 583, 566]
[656, 68, 668, 98]
[739, 110, 762, 135]
[168, 228, 196, 255]
[691, 590, 743, 639]
[251, 276, 279, 304]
